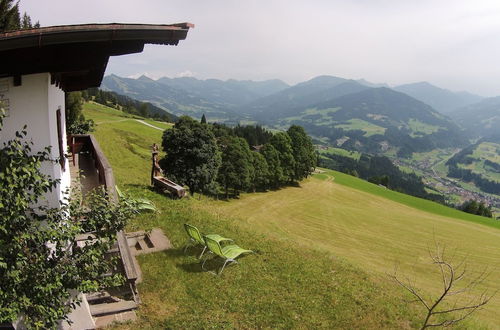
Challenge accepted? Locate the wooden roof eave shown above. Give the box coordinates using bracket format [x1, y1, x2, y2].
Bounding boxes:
[0, 23, 193, 91]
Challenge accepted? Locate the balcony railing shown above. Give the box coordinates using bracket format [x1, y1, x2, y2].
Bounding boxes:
[70, 134, 117, 200]
[69, 134, 139, 303]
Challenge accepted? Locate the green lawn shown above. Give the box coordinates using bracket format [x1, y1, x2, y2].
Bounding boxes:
[334, 118, 386, 137]
[204, 171, 500, 327]
[83, 105, 498, 329]
[407, 118, 440, 137]
[318, 146, 361, 160]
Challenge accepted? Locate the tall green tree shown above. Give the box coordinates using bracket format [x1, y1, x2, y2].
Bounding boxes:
[138, 103, 149, 117]
[461, 200, 492, 218]
[201, 113, 207, 124]
[217, 136, 252, 198]
[270, 132, 295, 184]
[0, 0, 39, 32]
[0, 0, 20, 31]
[65, 91, 83, 126]
[260, 143, 283, 188]
[65, 92, 94, 134]
[250, 151, 269, 191]
[287, 125, 317, 181]
[161, 116, 221, 195]
[0, 111, 135, 328]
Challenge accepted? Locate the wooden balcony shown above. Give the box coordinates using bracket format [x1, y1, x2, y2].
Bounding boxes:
[69, 134, 117, 199]
[69, 134, 140, 320]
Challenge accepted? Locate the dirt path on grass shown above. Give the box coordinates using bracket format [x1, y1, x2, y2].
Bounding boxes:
[134, 119, 163, 131]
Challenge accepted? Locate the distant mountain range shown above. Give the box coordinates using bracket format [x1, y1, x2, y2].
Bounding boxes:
[240, 76, 371, 120]
[450, 96, 500, 138]
[393, 82, 483, 114]
[268, 86, 467, 156]
[102, 74, 288, 121]
[101, 74, 500, 156]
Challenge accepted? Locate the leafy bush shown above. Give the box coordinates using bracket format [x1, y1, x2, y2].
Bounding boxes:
[0, 110, 135, 328]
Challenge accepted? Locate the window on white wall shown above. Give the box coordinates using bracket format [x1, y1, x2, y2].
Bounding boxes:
[56, 108, 65, 171]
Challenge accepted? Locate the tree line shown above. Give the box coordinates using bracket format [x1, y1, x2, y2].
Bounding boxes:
[460, 200, 493, 218]
[159, 116, 317, 198]
[319, 151, 445, 203]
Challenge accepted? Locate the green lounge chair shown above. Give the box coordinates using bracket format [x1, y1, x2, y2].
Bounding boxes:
[183, 224, 232, 259]
[202, 235, 253, 275]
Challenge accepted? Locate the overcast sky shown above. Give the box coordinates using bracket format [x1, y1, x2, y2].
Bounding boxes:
[19, 0, 500, 96]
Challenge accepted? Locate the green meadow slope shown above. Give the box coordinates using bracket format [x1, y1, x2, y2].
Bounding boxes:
[83, 102, 499, 329]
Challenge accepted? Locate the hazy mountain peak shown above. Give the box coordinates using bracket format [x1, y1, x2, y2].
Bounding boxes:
[394, 81, 483, 113]
[356, 79, 390, 88]
[137, 74, 156, 82]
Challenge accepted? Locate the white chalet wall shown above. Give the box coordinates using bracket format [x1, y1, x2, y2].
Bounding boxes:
[0, 73, 71, 208]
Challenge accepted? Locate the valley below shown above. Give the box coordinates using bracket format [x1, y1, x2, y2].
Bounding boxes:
[101, 73, 500, 219]
[80, 101, 500, 328]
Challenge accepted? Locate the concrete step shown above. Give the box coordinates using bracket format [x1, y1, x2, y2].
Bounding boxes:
[135, 239, 148, 251]
[86, 291, 112, 303]
[89, 300, 137, 317]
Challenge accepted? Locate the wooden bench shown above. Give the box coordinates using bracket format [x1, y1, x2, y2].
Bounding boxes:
[153, 176, 186, 198]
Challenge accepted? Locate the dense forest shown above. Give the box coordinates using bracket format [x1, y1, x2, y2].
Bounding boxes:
[319, 152, 445, 202]
[160, 117, 317, 198]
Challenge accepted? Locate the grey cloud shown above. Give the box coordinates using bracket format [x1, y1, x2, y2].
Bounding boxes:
[19, 0, 500, 96]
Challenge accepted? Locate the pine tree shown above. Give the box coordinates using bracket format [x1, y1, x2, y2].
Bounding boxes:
[0, 0, 20, 31]
[201, 113, 207, 124]
[0, 1, 39, 32]
[139, 103, 149, 117]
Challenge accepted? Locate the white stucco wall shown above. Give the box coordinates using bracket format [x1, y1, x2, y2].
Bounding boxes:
[0, 73, 71, 208]
[1, 74, 95, 328]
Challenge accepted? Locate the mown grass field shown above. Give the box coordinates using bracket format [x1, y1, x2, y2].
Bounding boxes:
[203, 172, 500, 327]
[317, 146, 361, 160]
[334, 118, 386, 137]
[83, 103, 500, 329]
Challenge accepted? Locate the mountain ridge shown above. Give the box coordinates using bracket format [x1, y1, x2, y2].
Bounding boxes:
[394, 81, 483, 114]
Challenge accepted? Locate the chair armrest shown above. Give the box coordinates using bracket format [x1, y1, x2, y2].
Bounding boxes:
[205, 234, 233, 243]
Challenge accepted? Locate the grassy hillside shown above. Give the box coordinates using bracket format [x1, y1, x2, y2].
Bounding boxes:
[202, 171, 500, 326]
[460, 142, 500, 182]
[83, 103, 499, 328]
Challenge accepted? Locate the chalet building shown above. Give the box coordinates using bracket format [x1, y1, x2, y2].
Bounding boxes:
[0, 23, 192, 329]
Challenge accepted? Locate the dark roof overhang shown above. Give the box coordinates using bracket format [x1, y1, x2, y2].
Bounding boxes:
[0, 23, 193, 91]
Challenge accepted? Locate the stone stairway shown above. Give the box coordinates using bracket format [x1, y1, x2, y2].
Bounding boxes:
[86, 228, 171, 328]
